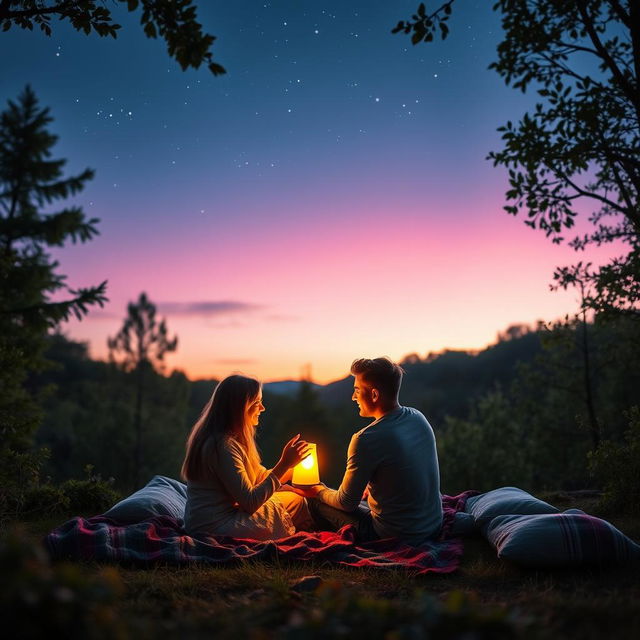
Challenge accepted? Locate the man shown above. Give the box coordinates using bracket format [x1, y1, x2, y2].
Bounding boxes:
[299, 357, 443, 545]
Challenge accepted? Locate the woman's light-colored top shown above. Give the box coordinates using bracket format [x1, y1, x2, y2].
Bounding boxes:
[184, 436, 295, 540]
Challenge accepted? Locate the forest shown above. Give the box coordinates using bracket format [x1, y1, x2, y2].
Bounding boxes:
[7, 310, 637, 520]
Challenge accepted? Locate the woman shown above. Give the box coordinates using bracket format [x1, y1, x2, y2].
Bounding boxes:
[181, 374, 315, 540]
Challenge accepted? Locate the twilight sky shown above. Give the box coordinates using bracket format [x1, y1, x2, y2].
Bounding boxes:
[2, 1, 615, 383]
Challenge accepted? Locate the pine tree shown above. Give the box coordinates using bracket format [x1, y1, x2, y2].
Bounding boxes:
[0, 86, 107, 515]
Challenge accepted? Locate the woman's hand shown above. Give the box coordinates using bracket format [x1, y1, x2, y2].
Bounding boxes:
[279, 434, 311, 469]
[272, 434, 311, 481]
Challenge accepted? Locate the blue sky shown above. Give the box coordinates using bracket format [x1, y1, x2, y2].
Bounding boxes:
[1, 1, 604, 382]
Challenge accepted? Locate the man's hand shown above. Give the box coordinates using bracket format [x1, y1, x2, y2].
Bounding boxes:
[288, 483, 326, 498]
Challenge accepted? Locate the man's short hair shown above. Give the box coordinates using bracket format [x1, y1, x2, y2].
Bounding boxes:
[350, 357, 404, 399]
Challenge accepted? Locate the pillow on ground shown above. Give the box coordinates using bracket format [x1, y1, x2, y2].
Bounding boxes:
[102, 475, 187, 524]
[485, 509, 640, 568]
[465, 486, 558, 528]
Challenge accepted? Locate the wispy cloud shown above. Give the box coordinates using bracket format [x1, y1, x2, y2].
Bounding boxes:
[158, 301, 265, 317]
[264, 313, 300, 323]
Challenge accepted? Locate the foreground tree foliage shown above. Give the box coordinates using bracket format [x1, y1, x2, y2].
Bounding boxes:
[396, 1, 640, 317]
[0, 0, 225, 75]
[0, 86, 107, 519]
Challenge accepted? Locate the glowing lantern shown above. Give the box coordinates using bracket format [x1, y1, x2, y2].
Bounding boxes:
[292, 443, 319, 485]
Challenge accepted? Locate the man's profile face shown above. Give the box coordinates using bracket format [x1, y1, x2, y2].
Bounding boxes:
[352, 374, 376, 417]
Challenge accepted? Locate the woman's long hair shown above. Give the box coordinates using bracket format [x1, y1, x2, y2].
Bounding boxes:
[181, 375, 262, 483]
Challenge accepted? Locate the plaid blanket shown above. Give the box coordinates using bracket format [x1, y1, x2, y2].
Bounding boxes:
[44, 492, 477, 575]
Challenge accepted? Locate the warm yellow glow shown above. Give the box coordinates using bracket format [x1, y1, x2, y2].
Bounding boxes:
[292, 443, 319, 485]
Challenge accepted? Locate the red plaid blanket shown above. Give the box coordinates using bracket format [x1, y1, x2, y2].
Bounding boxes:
[45, 492, 477, 575]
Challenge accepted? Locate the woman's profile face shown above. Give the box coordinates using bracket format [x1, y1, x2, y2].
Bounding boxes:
[246, 392, 265, 427]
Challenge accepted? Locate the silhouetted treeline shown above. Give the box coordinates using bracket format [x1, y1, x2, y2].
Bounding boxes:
[32, 317, 640, 497]
[32, 335, 190, 491]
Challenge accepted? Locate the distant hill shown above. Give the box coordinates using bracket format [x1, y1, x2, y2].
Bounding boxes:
[264, 380, 321, 396]
[187, 330, 542, 428]
[316, 331, 542, 425]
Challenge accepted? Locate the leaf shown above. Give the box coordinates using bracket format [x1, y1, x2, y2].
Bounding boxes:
[143, 21, 157, 39]
[208, 62, 226, 76]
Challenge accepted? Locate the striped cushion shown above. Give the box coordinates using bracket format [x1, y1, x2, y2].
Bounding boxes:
[485, 509, 640, 567]
[102, 475, 187, 524]
[465, 486, 558, 528]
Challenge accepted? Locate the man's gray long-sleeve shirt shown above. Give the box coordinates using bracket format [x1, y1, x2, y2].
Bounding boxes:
[318, 406, 442, 545]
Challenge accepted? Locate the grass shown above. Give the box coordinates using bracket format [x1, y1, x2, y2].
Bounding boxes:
[4, 495, 640, 639]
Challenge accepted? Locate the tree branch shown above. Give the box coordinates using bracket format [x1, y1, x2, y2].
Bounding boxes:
[392, 0, 457, 43]
[2, 179, 20, 254]
[425, 0, 456, 23]
[608, 0, 631, 29]
[592, 132, 640, 221]
[555, 40, 600, 57]
[577, 0, 640, 121]
[0, 0, 12, 20]
[549, 163, 629, 215]
[0, 1, 75, 20]
[539, 51, 591, 84]
[629, 0, 640, 113]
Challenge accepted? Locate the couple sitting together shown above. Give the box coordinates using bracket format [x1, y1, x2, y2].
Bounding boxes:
[181, 357, 443, 545]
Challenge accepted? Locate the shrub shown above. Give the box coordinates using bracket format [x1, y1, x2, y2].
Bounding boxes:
[588, 406, 640, 516]
[22, 483, 70, 518]
[0, 455, 121, 523]
[60, 466, 121, 515]
[0, 447, 52, 523]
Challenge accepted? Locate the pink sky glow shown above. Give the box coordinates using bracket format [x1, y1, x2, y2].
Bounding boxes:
[57, 195, 617, 384]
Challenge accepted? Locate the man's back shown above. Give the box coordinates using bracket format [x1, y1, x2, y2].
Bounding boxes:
[357, 406, 442, 543]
